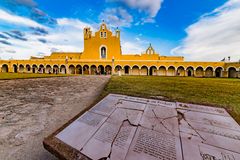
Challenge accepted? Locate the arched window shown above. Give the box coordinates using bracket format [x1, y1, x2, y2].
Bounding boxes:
[101, 47, 106, 59]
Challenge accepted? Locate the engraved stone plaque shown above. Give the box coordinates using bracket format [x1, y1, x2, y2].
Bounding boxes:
[90, 94, 119, 116]
[178, 109, 240, 131]
[177, 102, 230, 117]
[180, 132, 240, 160]
[51, 94, 240, 160]
[126, 127, 182, 160]
[56, 111, 107, 150]
[140, 104, 179, 136]
[81, 121, 137, 160]
[117, 99, 146, 111]
[148, 99, 176, 108]
[180, 120, 240, 154]
[106, 108, 143, 126]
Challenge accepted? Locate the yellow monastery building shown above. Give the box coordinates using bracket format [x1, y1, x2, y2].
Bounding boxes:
[0, 22, 239, 78]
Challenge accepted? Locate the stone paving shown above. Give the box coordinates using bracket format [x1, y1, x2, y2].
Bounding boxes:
[0, 76, 110, 160]
[55, 94, 240, 160]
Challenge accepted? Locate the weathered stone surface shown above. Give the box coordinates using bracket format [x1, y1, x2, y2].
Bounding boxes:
[177, 102, 230, 117]
[140, 104, 179, 136]
[126, 127, 182, 160]
[117, 99, 146, 111]
[178, 109, 240, 131]
[56, 111, 108, 150]
[81, 121, 137, 160]
[106, 108, 143, 125]
[180, 132, 240, 160]
[89, 94, 120, 116]
[48, 94, 240, 160]
[0, 76, 110, 160]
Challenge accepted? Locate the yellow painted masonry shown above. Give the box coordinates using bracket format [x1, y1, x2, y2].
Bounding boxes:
[0, 22, 240, 78]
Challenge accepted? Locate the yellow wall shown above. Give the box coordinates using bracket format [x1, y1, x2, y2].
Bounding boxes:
[0, 22, 239, 78]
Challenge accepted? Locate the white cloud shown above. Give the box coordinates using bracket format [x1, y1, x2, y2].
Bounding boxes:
[99, 7, 133, 27]
[15, 0, 37, 7]
[57, 18, 91, 30]
[0, 9, 45, 28]
[0, 11, 93, 59]
[121, 41, 145, 54]
[109, 0, 163, 17]
[172, 0, 240, 62]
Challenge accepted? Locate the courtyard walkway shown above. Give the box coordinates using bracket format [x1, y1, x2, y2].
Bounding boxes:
[0, 76, 110, 160]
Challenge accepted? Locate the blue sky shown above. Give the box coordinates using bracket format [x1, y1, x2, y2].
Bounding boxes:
[0, 0, 240, 61]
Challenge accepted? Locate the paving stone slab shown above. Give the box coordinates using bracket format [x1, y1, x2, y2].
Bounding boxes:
[56, 111, 108, 150]
[177, 102, 230, 117]
[89, 94, 119, 116]
[125, 127, 183, 160]
[116, 99, 146, 111]
[178, 109, 240, 131]
[180, 132, 240, 160]
[180, 120, 240, 154]
[140, 104, 179, 136]
[106, 108, 143, 126]
[81, 121, 137, 160]
[45, 94, 240, 160]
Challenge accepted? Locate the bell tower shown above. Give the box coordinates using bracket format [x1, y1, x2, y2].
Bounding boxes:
[84, 27, 92, 40]
[82, 22, 122, 60]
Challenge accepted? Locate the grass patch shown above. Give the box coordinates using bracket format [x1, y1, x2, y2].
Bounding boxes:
[0, 73, 72, 80]
[103, 76, 240, 123]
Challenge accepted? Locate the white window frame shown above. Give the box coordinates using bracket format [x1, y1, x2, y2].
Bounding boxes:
[99, 45, 107, 59]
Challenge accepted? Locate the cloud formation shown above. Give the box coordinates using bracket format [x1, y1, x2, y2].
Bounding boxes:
[0, 9, 45, 28]
[172, 0, 240, 62]
[108, 0, 163, 17]
[0, 10, 89, 59]
[99, 7, 133, 27]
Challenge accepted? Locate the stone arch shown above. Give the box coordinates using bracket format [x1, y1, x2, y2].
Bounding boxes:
[167, 66, 175, 76]
[13, 64, 18, 73]
[132, 65, 140, 75]
[76, 65, 82, 74]
[53, 65, 59, 74]
[140, 66, 148, 76]
[69, 65, 75, 74]
[99, 45, 107, 59]
[215, 67, 223, 78]
[186, 66, 194, 77]
[115, 65, 122, 75]
[60, 65, 66, 74]
[149, 66, 157, 76]
[46, 65, 52, 73]
[19, 64, 24, 73]
[177, 66, 185, 76]
[32, 64, 38, 73]
[26, 64, 31, 72]
[205, 66, 214, 77]
[83, 65, 89, 75]
[158, 66, 166, 76]
[1, 64, 8, 73]
[90, 65, 97, 75]
[39, 64, 45, 73]
[228, 67, 237, 78]
[105, 65, 112, 75]
[98, 65, 105, 75]
[195, 66, 204, 77]
[124, 65, 130, 75]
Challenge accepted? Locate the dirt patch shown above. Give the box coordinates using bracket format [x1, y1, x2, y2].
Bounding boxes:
[0, 75, 110, 160]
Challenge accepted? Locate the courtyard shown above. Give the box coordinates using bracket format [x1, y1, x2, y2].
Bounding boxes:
[0, 75, 239, 160]
[0, 75, 110, 160]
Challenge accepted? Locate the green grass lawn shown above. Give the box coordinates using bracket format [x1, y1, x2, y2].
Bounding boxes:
[0, 73, 72, 80]
[103, 76, 240, 123]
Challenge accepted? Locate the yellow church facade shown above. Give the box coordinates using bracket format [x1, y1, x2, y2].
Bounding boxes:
[0, 22, 239, 78]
